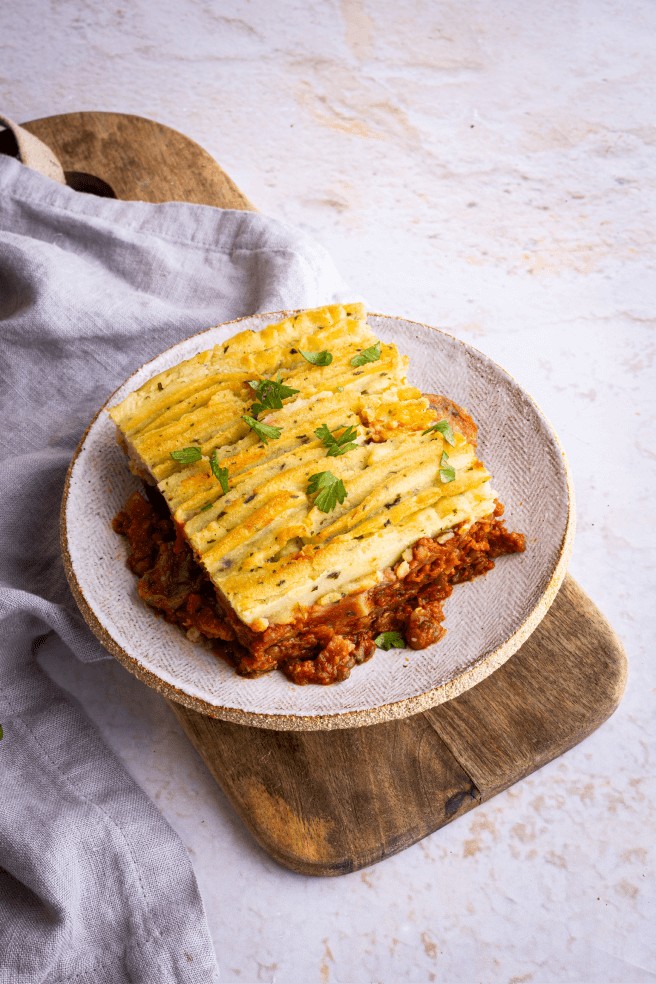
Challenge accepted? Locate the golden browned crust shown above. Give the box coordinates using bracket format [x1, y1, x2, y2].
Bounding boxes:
[108, 305, 500, 631]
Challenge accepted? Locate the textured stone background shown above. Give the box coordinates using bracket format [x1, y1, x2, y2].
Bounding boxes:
[1, 1, 654, 981]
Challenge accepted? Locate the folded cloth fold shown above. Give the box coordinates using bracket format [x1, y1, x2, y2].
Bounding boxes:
[0, 155, 347, 983]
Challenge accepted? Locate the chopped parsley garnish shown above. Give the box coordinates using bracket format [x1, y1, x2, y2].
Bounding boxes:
[439, 451, 456, 483]
[351, 342, 381, 367]
[210, 450, 229, 494]
[170, 446, 203, 464]
[200, 503, 213, 512]
[314, 423, 358, 457]
[423, 418, 455, 446]
[299, 349, 333, 366]
[374, 631, 405, 651]
[248, 374, 299, 418]
[306, 471, 348, 513]
[242, 414, 282, 444]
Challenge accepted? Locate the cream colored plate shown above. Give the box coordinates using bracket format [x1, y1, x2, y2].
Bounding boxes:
[61, 312, 574, 730]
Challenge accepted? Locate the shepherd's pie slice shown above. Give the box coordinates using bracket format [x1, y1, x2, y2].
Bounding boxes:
[110, 304, 524, 684]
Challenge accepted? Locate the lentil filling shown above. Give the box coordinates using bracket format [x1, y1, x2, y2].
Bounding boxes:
[113, 487, 525, 686]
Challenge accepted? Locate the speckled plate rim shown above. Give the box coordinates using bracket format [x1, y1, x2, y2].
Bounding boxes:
[60, 311, 575, 731]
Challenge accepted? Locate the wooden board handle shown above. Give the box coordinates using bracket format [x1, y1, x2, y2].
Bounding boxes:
[0, 113, 65, 184]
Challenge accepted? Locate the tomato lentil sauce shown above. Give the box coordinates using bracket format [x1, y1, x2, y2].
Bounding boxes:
[113, 489, 525, 685]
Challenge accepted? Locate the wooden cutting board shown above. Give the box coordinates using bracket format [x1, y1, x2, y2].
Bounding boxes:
[6, 111, 627, 876]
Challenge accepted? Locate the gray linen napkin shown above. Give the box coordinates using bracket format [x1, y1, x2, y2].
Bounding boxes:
[0, 154, 346, 983]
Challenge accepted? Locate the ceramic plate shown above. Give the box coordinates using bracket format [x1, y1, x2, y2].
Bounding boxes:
[61, 312, 574, 730]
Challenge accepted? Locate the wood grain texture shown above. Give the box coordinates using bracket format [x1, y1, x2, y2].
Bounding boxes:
[16, 111, 254, 209]
[16, 111, 626, 876]
[171, 707, 480, 875]
[424, 577, 627, 799]
[168, 575, 626, 874]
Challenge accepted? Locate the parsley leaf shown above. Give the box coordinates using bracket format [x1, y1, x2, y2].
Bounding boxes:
[314, 423, 358, 457]
[170, 446, 202, 464]
[200, 502, 213, 512]
[249, 374, 299, 417]
[439, 450, 456, 483]
[209, 450, 229, 494]
[374, 631, 405, 651]
[306, 471, 348, 513]
[299, 349, 333, 366]
[351, 342, 381, 367]
[423, 418, 456, 445]
[242, 414, 282, 444]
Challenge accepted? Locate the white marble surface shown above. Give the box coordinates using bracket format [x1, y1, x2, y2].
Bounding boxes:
[2, 1, 655, 981]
